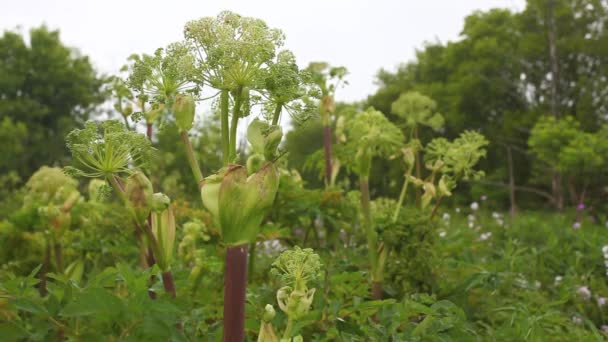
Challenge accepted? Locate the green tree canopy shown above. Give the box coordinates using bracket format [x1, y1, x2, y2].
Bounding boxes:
[0, 26, 105, 181]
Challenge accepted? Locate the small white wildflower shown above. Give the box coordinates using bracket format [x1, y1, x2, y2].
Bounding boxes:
[602, 245, 608, 254]
[496, 219, 504, 226]
[467, 214, 475, 222]
[534, 280, 541, 289]
[480, 195, 488, 201]
[455, 207, 461, 213]
[554, 275, 563, 285]
[577, 286, 592, 300]
[573, 222, 582, 230]
[470, 202, 479, 211]
[468, 222, 474, 229]
[479, 232, 492, 241]
[442, 213, 450, 221]
[491, 212, 500, 219]
[597, 297, 607, 307]
[439, 230, 447, 238]
[572, 316, 583, 325]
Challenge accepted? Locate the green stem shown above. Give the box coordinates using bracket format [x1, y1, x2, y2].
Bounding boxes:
[360, 175, 378, 283]
[229, 87, 243, 161]
[392, 171, 411, 223]
[271, 102, 282, 126]
[107, 175, 128, 203]
[220, 89, 230, 165]
[283, 318, 294, 339]
[180, 130, 204, 186]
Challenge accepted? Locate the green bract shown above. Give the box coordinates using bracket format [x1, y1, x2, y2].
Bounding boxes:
[201, 163, 279, 246]
[65, 120, 152, 178]
[124, 171, 154, 224]
[151, 206, 176, 272]
[173, 93, 196, 132]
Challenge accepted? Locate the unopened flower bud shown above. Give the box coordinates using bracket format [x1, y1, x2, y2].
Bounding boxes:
[150, 192, 170, 212]
[173, 94, 196, 132]
[125, 171, 153, 223]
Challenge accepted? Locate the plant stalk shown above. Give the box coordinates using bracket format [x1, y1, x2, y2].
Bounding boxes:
[360, 175, 380, 299]
[222, 244, 249, 342]
[229, 87, 243, 161]
[271, 102, 282, 126]
[220, 89, 230, 165]
[161, 271, 177, 299]
[180, 130, 204, 186]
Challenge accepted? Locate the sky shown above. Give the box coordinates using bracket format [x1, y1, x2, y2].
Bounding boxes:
[2, 0, 526, 103]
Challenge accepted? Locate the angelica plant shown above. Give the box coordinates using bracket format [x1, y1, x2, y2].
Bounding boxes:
[268, 246, 322, 339]
[344, 107, 404, 299]
[391, 91, 444, 206]
[65, 120, 180, 298]
[24, 167, 81, 295]
[306, 62, 347, 187]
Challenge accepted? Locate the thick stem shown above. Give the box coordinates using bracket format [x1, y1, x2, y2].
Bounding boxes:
[271, 102, 282, 126]
[392, 172, 411, 223]
[323, 126, 332, 186]
[283, 319, 294, 339]
[39, 241, 50, 297]
[360, 176, 379, 292]
[229, 87, 243, 161]
[371, 281, 383, 300]
[222, 244, 249, 342]
[180, 130, 204, 186]
[429, 196, 444, 221]
[161, 271, 177, 299]
[146, 123, 153, 140]
[220, 89, 230, 165]
[53, 241, 63, 274]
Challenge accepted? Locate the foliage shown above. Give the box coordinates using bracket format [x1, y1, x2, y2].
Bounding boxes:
[0, 27, 105, 181]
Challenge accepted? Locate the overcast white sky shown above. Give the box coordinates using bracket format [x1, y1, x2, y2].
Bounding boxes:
[2, 0, 525, 102]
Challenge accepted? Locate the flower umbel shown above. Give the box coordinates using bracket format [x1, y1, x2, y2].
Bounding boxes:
[65, 120, 152, 178]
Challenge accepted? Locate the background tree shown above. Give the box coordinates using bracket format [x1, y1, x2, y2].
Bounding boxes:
[0, 26, 105, 183]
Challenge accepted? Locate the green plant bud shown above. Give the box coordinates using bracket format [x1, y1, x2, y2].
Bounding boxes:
[200, 172, 224, 218]
[125, 171, 153, 223]
[263, 304, 276, 322]
[152, 207, 176, 271]
[277, 287, 316, 320]
[173, 94, 196, 132]
[263, 127, 282, 160]
[247, 118, 269, 154]
[219, 163, 279, 245]
[88, 179, 107, 202]
[123, 104, 133, 117]
[438, 176, 453, 197]
[150, 192, 171, 212]
[421, 182, 436, 209]
[402, 147, 416, 171]
[247, 154, 265, 174]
